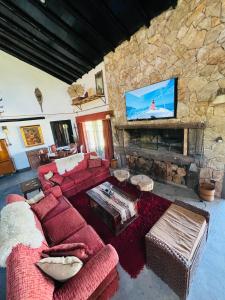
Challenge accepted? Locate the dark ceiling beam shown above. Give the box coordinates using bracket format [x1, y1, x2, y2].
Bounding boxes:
[0, 28, 79, 80]
[133, 0, 150, 27]
[0, 38, 74, 83]
[92, 0, 130, 40]
[63, 0, 115, 50]
[0, 26, 80, 80]
[0, 44, 72, 84]
[1, 0, 94, 69]
[29, 0, 102, 56]
[0, 12, 86, 75]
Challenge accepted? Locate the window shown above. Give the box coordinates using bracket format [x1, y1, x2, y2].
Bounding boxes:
[84, 120, 105, 157]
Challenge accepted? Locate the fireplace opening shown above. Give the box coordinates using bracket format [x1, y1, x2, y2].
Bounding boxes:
[127, 128, 184, 154]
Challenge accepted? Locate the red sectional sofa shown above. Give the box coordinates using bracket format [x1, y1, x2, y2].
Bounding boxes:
[38, 152, 110, 198]
[6, 186, 119, 300]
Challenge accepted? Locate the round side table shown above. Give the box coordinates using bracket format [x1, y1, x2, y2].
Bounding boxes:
[130, 174, 154, 199]
[113, 169, 130, 186]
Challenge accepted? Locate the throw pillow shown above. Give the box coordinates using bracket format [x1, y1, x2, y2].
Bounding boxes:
[31, 193, 59, 220]
[26, 191, 45, 205]
[36, 256, 83, 282]
[90, 154, 99, 159]
[50, 174, 63, 185]
[88, 158, 102, 168]
[44, 171, 54, 180]
[41, 243, 92, 262]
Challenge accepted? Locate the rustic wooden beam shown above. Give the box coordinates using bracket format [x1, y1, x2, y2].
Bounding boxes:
[1, 0, 94, 69]
[115, 122, 206, 130]
[0, 12, 85, 75]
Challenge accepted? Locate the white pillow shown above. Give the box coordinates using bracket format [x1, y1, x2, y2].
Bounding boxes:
[36, 256, 83, 282]
[90, 155, 99, 159]
[26, 191, 45, 205]
[44, 171, 53, 180]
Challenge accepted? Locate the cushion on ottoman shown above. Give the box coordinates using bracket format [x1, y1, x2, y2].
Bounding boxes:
[150, 203, 207, 261]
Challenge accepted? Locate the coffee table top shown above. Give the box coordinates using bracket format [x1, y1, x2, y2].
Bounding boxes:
[86, 181, 137, 219]
[20, 177, 41, 194]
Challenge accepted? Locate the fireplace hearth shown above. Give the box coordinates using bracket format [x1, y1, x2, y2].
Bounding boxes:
[114, 122, 205, 188]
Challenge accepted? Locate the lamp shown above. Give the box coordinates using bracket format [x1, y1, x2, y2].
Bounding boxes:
[210, 88, 225, 106]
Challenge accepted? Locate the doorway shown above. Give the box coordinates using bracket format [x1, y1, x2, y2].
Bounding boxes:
[84, 120, 105, 157]
[50, 120, 74, 147]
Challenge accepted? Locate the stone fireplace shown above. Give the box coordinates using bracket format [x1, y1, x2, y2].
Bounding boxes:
[114, 123, 205, 189]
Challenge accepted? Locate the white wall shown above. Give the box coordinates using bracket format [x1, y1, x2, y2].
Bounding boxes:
[73, 62, 109, 117]
[0, 51, 77, 170]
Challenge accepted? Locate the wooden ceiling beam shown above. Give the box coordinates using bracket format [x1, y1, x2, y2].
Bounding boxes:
[63, 0, 115, 50]
[29, 0, 103, 56]
[0, 12, 86, 75]
[1, 0, 94, 69]
[0, 30, 78, 81]
[0, 38, 74, 83]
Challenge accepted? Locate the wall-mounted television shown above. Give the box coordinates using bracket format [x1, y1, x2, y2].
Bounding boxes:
[125, 78, 177, 121]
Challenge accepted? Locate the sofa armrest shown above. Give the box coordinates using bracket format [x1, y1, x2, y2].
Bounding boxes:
[54, 244, 119, 300]
[102, 159, 110, 168]
[38, 175, 53, 191]
[6, 194, 25, 204]
[44, 185, 63, 198]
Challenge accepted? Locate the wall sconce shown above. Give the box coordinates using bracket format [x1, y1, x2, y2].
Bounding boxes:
[210, 88, 225, 106]
[215, 136, 223, 143]
[2, 126, 12, 146]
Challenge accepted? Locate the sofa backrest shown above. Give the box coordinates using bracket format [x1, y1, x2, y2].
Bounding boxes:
[38, 152, 97, 177]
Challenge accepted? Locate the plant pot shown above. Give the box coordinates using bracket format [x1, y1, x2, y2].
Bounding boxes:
[199, 183, 215, 201]
[110, 158, 118, 169]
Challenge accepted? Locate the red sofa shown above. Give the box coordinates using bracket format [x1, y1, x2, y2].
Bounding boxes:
[38, 152, 110, 198]
[6, 186, 119, 300]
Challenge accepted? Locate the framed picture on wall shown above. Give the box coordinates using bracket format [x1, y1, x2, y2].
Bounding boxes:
[20, 125, 44, 147]
[95, 70, 104, 95]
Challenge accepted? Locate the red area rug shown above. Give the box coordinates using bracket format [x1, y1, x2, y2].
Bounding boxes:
[69, 177, 171, 278]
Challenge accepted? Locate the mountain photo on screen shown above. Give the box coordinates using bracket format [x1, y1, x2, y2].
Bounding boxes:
[125, 78, 176, 121]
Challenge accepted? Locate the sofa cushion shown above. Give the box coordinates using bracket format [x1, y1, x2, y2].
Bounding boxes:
[44, 186, 62, 198]
[7, 244, 54, 300]
[42, 243, 92, 262]
[37, 256, 83, 282]
[89, 166, 108, 176]
[62, 225, 104, 257]
[88, 158, 102, 168]
[61, 177, 74, 192]
[43, 196, 71, 222]
[43, 207, 86, 245]
[71, 170, 92, 184]
[50, 174, 64, 185]
[150, 204, 207, 262]
[32, 193, 59, 221]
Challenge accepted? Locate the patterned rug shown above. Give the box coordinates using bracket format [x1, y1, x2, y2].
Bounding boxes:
[69, 177, 171, 278]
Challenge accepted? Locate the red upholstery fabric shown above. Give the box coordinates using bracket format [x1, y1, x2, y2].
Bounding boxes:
[42, 243, 92, 261]
[32, 193, 59, 221]
[88, 158, 102, 168]
[60, 177, 74, 192]
[61, 225, 104, 257]
[50, 174, 64, 185]
[43, 196, 71, 222]
[44, 186, 63, 198]
[43, 207, 86, 245]
[54, 244, 119, 300]
[7, 244, 54, 300]
[71, 170, 92, 184]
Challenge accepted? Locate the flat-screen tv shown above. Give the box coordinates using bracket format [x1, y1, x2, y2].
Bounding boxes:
[125, 78, 177, 121]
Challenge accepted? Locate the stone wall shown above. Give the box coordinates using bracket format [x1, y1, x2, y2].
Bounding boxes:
[104, 0, 225, 197]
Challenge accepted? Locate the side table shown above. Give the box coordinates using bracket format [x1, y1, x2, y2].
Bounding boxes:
[20, 177, 41, 199]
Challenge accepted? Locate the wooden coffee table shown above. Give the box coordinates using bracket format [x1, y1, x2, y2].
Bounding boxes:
[20, 177, 41, 199]
[86, 181, 139, 235]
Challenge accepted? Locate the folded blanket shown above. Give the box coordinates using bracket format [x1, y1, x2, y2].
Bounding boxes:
[0, 201, 44, 267]
[55, 153, 84, 175]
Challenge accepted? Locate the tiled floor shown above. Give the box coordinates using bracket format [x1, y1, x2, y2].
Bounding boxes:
[0, 170, 225, 300]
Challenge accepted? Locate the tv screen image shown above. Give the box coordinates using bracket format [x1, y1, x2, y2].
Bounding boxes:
[125, 78, 177, 121]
